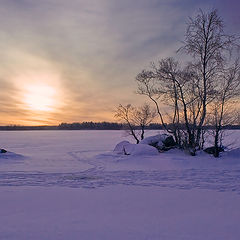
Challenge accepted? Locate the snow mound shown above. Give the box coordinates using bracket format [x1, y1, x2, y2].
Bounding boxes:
[130, 144, 159, 156]
[113, 141, 131, 154]
[140, 134, 169, 145]
[114, 141, 159, 156]
[140, 134, 176, 150]
[223, 148, 240, 159]
[0, 151, 24, 160]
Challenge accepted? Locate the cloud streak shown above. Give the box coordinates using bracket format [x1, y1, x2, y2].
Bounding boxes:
[0, 0, 239, 125]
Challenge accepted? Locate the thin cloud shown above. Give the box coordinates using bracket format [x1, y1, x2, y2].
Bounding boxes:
[0, 0, 238, 125]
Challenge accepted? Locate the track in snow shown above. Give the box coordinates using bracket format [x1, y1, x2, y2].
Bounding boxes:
[0, 150, 239, 194]
[0, 168, 240, 194]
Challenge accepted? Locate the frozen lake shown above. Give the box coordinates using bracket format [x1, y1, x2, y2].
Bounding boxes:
[0, 130, 240, 240]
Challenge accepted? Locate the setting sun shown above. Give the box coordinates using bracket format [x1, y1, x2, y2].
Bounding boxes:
[23, 84, 57, 112]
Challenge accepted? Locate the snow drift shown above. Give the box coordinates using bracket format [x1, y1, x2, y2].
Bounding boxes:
[140, 134, 176, 150]
[113, 141, 159, 156]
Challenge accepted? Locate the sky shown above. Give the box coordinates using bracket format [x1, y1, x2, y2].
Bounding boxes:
[0, 0, 239, 125]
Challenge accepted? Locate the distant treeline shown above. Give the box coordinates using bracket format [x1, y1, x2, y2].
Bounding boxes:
[58, 122, 124, 130]
[58, 122, 170, 130]
[0, 122, 240, 131]
[0, 125, 58, 131]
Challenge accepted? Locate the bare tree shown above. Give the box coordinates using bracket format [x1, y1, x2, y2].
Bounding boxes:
[115, 103, 156, 144]
[208, 60, 240, 157]
[133, 103, 156, 141]
[136, 58, 182, 145]
[115, 104, 139, 143]
[136, 9, 239, 155]
[179, 9, 238, 149]
[136, 58, 201, 153]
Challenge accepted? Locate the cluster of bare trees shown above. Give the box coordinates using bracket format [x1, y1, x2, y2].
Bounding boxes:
[115, 103, 156, 144]
[135, 9, 240, 156]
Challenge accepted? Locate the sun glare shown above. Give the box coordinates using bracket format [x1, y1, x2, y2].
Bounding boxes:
[24, 84, 57, 112]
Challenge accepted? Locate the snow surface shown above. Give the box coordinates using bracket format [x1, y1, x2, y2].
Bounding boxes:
[140, 133, 168, 145]
[0, 130, 240, 240]
[114, 140, 159, 155]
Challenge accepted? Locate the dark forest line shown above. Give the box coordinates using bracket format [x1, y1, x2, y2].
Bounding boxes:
[0, 122, 240, 131]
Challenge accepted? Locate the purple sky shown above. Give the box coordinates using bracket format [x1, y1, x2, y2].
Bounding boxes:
[0, 0, 239, 125]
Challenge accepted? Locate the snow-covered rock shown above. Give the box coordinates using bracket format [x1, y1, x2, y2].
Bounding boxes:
[0, 149, 7, 153]
[113, 141, 131, 154]
[130, 144, 159, 156]
[113, 141, 158, 156]
[204, 146, 224, 155]
[140, 134, 169, 145]
[140, 134, 176, 150]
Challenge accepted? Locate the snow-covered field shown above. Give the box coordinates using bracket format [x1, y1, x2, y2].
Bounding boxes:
[0, 130, 240, 240]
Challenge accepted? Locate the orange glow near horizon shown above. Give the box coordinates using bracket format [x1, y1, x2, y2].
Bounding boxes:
[23, 84, 57, 112]
[3, 71, 68, 125]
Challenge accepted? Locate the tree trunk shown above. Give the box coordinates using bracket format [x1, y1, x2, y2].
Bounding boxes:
[214, 129, 220, 157]
[140, 126, 144, 141]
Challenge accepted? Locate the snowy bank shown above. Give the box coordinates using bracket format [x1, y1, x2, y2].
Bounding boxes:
[0, 151, 24, 160]
[140, 134, 176, 150]
[114, 141, 159, 156]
